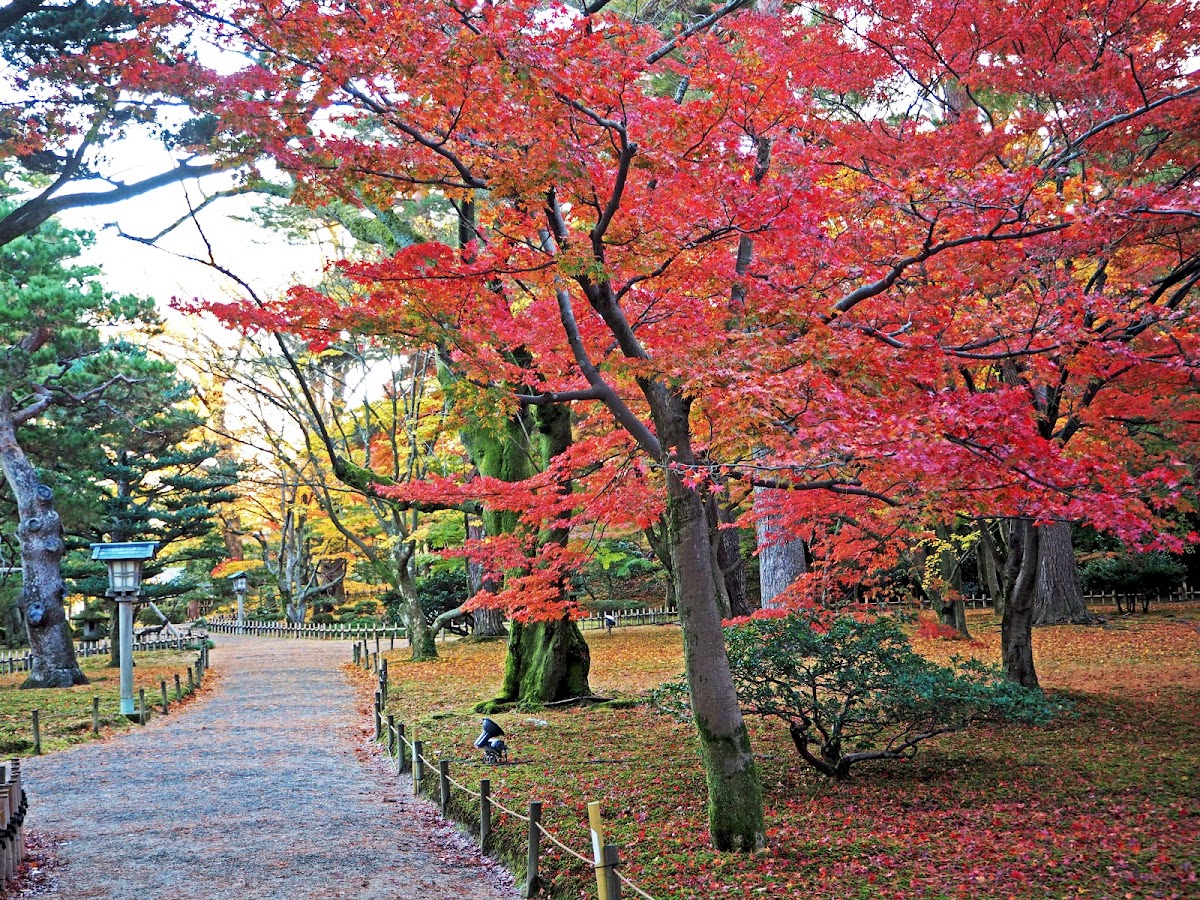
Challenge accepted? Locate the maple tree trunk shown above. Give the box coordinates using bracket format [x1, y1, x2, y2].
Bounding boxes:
[668, 477, 765, 851]
[465, 399, 591, 702]
[492, 616, 590, 705]
[0, 401, 86, 688]
[753, 486, 806, 609]
[1033, 522, 1097, 626]
[399, 549, 436, 661]
[654, 391, 764, 852]
[1001, 518, 1039, 689]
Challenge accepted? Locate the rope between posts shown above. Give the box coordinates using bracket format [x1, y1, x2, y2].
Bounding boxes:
[385, 724, 659, 900]
[534, 821, 595, 866]
[616, 870, 660, 900]
[485, 792, 527, 820]
[442, 770, 481, 799]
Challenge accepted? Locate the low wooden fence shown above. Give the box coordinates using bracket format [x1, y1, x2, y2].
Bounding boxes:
[362, 651, 657, 900]
[0, 760, 27, 888]
[24, 645, 210, 756]
[207, 607, 680, 643]
[206, 619, 409, 642]
[0, 634, 205, 674]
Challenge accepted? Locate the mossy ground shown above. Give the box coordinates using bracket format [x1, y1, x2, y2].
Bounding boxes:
[0, 649, 208, 756]
[371, 607, 1199, 899]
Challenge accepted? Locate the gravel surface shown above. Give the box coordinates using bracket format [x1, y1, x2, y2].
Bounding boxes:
[20, 636, 516, 899]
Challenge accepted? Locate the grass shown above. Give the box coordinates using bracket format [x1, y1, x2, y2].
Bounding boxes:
[370, 605, 1200, 899]
[0, 648, 209, 756]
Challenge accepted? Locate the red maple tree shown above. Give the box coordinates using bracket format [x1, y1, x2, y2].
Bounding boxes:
[195, 0, 1200, 849]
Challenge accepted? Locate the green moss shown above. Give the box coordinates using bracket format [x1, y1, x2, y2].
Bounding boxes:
[695, 716, 766, 852]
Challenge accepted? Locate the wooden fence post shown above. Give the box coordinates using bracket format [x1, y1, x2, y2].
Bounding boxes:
[413, 740, 424, 795]
[525, 801, 542, 898]
[397, 723, 408, 774]
[439, 760, 451, 814]
[160, 680, 169, 714]
[374, 691, 382, 741]
[187, 667, 195, 692]
[92, 696, 100, 735]
[588, 801, 609, 900]
[603, 845, 622, 900]
[174, 673, 182, 703]
[387, 714, 396, 758]
[480, 778, 491, 851]
[30, 711, 40, 756]
[138, 688, 146, 725]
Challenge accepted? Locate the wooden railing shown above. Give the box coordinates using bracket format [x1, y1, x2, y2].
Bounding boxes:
[365, 654, 656, 900]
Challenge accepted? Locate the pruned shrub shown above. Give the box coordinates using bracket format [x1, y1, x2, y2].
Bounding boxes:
[655, 609, 1055, 779]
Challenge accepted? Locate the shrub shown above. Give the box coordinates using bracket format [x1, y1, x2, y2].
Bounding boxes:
[1081, 552, 1187, 596]
[655, 609, 1055, 779]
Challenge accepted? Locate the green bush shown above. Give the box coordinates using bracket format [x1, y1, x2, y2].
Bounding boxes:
[655, 609, 1056, 779]
[1081, 552, 1186, 596]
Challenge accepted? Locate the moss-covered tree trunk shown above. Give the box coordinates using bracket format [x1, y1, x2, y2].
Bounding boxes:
[654, 390, 765, 852]
[455, 384, 591, 705]
[496, 615, 590, 704]
[0, 399, 86, 688]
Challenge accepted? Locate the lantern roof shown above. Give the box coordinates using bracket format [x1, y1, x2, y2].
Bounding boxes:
[90, 542, 159, 562]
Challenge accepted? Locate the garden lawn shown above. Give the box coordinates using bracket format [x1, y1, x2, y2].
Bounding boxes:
[0, 649, 208, 756]
[374, 607, 1200, 900]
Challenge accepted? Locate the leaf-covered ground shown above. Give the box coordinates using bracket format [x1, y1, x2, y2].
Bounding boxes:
[0, 650, 208, 756]
[378, 607, 1199, 899]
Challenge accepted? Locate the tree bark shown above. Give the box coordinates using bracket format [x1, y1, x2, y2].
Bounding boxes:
[1033, 522, 1097, 625]
[753, 486, 807, 609]
[713, 501, 753, 618]
[467, 520, 506, 637]
[1001, 518, 1039, 689]
[398, 543, 437, 660]
[488, 615, 590, 706]
[0, 401, 86, 687]
[654, 391, 764, 852]
[458, 391, 591, 702]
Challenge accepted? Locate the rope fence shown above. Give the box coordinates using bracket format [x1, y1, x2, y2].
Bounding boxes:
[365, 650, 658, 900]
[23, 645, 209, 756]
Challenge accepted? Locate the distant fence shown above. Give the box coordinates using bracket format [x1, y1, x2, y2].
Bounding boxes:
[206, 606, 680, 643]
[0, 634, 207, 675]
[207, 619, 408, 642]
[363, 654, 657, 900]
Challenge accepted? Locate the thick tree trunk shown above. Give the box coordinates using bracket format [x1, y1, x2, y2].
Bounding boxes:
[1033, 522, 1096, 625]
[489, 616, 590, 705]
[0, 404, 86, 688]
[1001, 518, 1039, 689]
[459, 394, 589, 700]
[668, 477, 765, 850]
[653, 391, 764, 852]
[753, 486, 807, 609]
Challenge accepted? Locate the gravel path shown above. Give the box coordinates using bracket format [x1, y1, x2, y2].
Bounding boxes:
[21, 636, 516, 899]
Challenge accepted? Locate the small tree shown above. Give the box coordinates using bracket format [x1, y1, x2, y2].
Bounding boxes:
[659, 609, 1054, 779]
